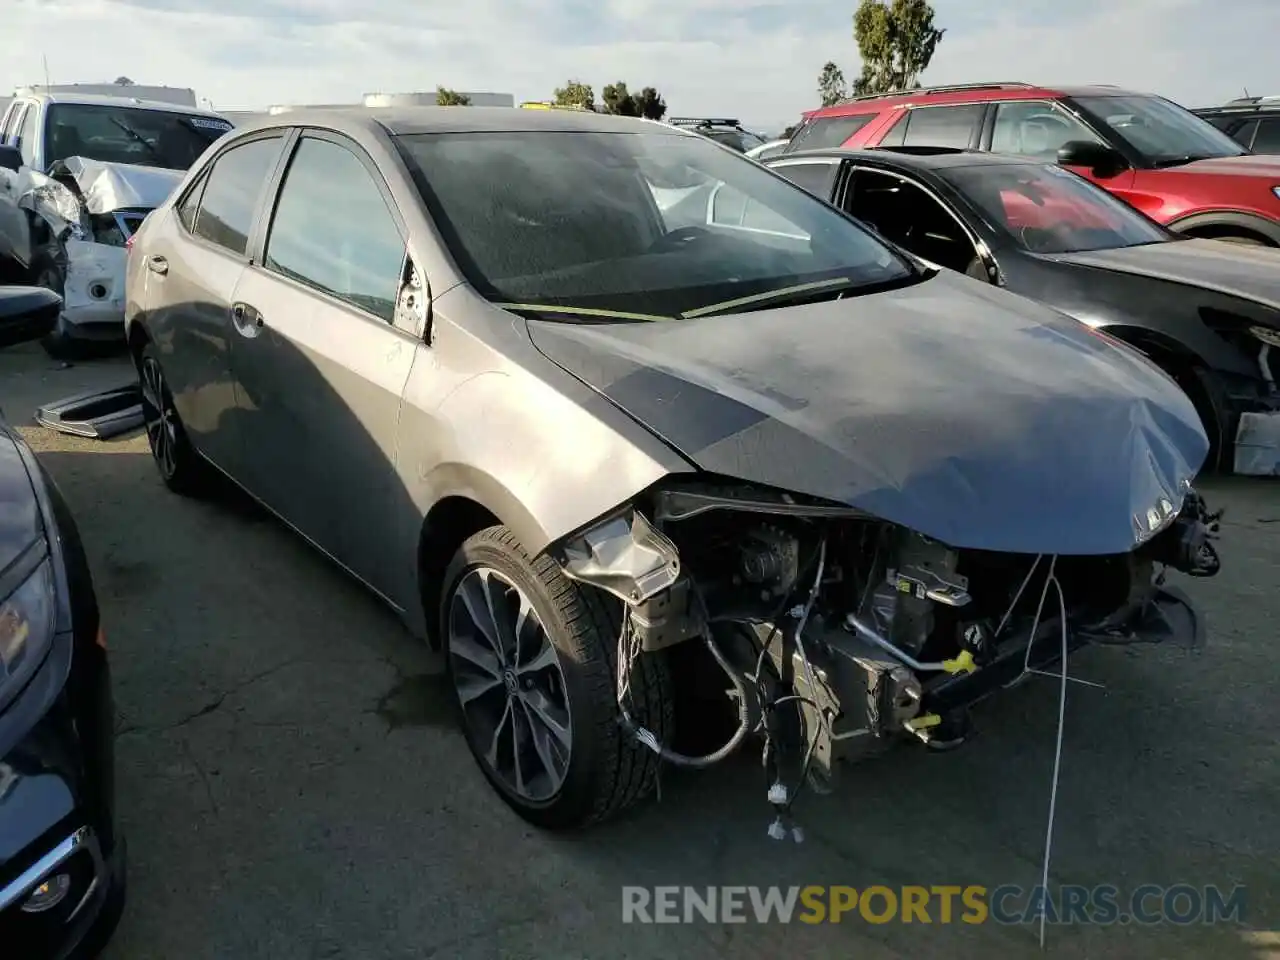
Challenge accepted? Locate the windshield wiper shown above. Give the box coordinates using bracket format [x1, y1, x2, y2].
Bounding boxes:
[681, 272, 925, 319]
[108, 117, 164, 163]
[494, 302, 672, 323]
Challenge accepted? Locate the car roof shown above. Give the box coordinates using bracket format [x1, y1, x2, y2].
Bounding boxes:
[226, 106, 691, 139]
[778, 145, 1044, 171]
[28, 92, 225, 117]
[1193, 102, 1280, 115]
[804, 82, 1152, 119]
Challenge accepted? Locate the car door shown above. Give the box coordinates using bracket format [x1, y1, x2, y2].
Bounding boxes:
[140, 131, 289, 475]
[0, 103, 36, 270]
[229, 131, 418, 593]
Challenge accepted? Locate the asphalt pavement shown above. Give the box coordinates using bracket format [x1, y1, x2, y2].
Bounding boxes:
[2, 343, 1276, 960]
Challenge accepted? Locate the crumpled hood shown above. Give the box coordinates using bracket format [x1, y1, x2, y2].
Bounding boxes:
[525, 271, 1208, 555]
[0, 427, 44, 574]
[1048, 237, 1280, 312]
[48, 156, 185, 214]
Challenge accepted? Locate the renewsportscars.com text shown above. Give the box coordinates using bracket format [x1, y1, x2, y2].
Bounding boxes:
[621, 884, 1246, 926]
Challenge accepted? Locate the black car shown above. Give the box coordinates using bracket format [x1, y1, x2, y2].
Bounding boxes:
[667, 117, 768, 153]
[1193, 97, 1280, 154]
[0, 286, 124, 957]
[759, 146, 1280, 475]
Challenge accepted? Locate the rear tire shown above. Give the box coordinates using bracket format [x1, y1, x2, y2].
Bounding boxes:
[138, 344, 213, 496]
[440, 525, 673, 829]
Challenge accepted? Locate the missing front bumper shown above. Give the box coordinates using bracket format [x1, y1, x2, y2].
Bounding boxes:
[920, 583, 1205, 716]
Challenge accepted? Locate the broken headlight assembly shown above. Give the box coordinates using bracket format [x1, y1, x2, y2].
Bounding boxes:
[0, 557, 56, 712]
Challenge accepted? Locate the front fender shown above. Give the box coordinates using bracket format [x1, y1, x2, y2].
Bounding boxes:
[387, 298, 696, 621]
[1167, 210, 1280, 245]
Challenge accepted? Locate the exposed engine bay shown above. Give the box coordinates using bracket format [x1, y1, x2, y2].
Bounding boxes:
[553, 478, 1221, 838]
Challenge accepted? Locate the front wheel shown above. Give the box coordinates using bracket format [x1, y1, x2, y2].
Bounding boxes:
[441, 525, 673, 829]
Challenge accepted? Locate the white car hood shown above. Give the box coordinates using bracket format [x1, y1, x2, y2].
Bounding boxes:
[48, 156, 185, 214]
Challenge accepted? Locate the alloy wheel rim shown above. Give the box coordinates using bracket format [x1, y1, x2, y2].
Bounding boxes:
[139, 358, 178, 478]
[448, 567, 572, 803]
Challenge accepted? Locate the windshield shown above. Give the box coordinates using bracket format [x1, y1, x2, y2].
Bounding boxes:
[45, 103, 232, 170]
[945, 162, 1172, 254]
[1071, 95, 1249, 166]
[395, 130, 913, 319]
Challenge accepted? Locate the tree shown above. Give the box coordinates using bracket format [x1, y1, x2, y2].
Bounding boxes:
[554, 80, 595, 110]
[817, 62, 848, 107]
[602, 82, 640, 117]
[113, 76, 134, 86]
[636, 86, 667, 121]
[435, 87, 471, 106]
[781, 124, 799, 139]
[851, 0, 945, 95]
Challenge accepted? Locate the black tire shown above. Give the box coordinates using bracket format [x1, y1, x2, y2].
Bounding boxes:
[138, 344, 213, 496]
[1169, 363, 1232, 474]
[440, 525, 673, 829]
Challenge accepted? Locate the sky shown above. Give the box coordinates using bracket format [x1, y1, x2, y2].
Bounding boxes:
[1, 0, 1276, 134]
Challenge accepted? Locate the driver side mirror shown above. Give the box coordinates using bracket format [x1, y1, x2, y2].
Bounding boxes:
[0, 144, 22, 173]
[1056, 140, 1127, 178]
[0, 286, 62, 349]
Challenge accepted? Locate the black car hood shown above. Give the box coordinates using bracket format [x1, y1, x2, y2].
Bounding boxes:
[1048, 238, 1280, 312]
[526, 271, 1208, 555]
[0, 426, 43, 574]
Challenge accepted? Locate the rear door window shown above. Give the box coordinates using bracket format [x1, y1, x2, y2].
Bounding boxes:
[263, 136, 406, 322]
[191, 136, 284, 256]
[786, 114, 874, 151]
[898, 103, 984, 149]
[770, 160, 839, 199]
[1251, 118, 1280, 153]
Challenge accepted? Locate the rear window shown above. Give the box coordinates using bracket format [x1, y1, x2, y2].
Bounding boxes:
[786, 114, 874, 152]
[45, 103, 233, 170]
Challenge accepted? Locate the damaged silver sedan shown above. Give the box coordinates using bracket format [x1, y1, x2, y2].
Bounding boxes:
[124, 108, 1223, 831]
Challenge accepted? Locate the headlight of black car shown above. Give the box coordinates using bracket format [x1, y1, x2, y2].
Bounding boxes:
[0, 558, 56, 707]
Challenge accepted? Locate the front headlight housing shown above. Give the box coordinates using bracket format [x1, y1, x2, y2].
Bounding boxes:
[0, 559, 56, 707]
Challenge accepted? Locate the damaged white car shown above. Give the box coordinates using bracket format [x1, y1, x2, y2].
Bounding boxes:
[0, 94, 232, 357]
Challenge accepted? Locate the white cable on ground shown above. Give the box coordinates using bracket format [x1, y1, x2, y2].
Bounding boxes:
[1037, 573, 1069, 950]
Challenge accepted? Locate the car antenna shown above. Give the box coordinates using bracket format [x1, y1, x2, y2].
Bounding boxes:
[42, 52, 51, 89]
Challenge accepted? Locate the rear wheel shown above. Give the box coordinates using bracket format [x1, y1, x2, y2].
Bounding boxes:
[441, 525, 673, 829]
[138, 345, 213, 495]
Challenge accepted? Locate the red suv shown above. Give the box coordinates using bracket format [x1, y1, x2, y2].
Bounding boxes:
[785, 82, 1280, 245]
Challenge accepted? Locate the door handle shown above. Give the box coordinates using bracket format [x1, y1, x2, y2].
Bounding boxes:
[230, 302, 264, 337]
[147, 255, 168, 275]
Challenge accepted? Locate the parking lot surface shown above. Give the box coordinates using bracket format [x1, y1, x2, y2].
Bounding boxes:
[2, 344, 1276, 959]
